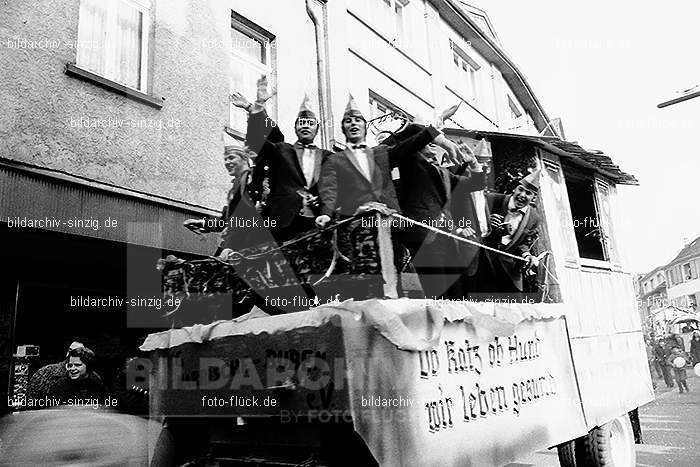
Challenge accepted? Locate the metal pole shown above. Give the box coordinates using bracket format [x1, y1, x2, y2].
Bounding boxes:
[657, 90, 700, 108]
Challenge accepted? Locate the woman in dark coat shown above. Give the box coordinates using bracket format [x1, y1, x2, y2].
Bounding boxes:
[690, 331, 700, 366]
[46, 346, 106, 407]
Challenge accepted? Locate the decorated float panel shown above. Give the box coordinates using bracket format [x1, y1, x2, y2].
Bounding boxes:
[141, 299, 588, 466]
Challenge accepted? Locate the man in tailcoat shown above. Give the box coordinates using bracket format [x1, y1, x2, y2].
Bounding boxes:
[315, 95, 462, 225]
[231, 77, 332, 242]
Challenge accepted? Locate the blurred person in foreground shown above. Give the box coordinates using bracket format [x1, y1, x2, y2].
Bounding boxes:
[0, 406, 158, 466]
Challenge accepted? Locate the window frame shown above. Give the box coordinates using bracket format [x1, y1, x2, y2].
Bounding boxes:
[449, 40, 480, 104]
[76, 0, 150, 93]
[378, 0, 409, 48]
[561, 166, 617, 268]
[228, 12, 276, 140]
[682, 262, 693, 281]
[367, 91, 412, 146]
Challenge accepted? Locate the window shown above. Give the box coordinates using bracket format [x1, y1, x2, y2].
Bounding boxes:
[450, 40, 480, 103]
[367, 92, 410, 145]
[688, 294, 697, 310]
[562, 168, 607, 262]
[76, 0, 149, 91]
[229, 13, 275, 138]
[507, 95, 523, 130]
[378, 0, 409, 48]
[683, 262, 694, 281]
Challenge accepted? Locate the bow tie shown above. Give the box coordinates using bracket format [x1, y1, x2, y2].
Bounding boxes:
[509, 207, 523, 214]
[351, 144, 367, 150]
[295, 142, 316, 149]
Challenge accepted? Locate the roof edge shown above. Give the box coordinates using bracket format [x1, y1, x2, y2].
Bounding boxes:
[429, 0, 552, 132]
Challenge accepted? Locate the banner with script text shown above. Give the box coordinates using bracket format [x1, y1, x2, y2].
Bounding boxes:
[342, 315, 587, 467]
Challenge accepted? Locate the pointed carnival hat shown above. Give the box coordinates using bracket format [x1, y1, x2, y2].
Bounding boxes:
[296, 93, 317, 120]
[343, 93, 365, 120]
[519, 168, 542, 193]
[473, 138, 491, 162]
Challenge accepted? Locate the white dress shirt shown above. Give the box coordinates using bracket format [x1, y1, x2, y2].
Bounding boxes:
[301, 147, 315, 187]
[352, 147, 371, 180]
[471, 191, 489, 237]
[502, 196, 528, 245]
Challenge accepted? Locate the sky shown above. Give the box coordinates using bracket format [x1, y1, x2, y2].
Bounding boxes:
[466, 0, 700, 273]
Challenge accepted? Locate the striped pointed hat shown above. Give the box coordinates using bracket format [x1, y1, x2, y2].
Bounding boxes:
[343, 93, 365, 120]
[297, 93, 317, 120]
[519, 168, 541, 193]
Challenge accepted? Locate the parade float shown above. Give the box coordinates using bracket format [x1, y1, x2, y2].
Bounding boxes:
[139, 125, 650, 467]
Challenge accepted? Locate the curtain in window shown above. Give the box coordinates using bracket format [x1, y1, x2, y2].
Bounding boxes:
[76, 0, 143, 90]
[114, 2, 143, 90]
[76, 0, 108, 77]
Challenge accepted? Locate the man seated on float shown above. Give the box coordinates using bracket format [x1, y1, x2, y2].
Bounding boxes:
[230, 77, 333, 242]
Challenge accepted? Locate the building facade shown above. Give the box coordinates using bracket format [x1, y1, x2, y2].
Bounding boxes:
[664, 237, 700, 311]
[635, 236, 700, 333]
[635, 266, 669, 324]
[0, 0, 571, 411]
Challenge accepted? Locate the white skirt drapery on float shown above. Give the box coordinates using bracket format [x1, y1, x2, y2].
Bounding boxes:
[139, 298, 566, 352]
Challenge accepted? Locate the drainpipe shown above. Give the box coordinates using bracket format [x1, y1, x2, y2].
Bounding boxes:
[306, 0, 334, 149]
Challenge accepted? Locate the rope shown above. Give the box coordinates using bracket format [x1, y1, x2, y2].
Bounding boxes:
[185, 209, 562, 290]
[389, 212, 561, 288]
[210, 215, 361, 262]
[389, 213, 527, 262]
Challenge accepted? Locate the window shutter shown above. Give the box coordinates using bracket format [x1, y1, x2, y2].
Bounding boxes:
[594, 179, 620, 266]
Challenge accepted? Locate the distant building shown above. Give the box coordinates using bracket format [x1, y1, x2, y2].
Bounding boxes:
[664, 236, 700, 311]
[635, 266, 669, 324]
[635, 235, 700, 330]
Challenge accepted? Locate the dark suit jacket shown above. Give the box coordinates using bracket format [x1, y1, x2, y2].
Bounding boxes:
[213, 170, 262, 254]
[386, 123, 487, 273]
[397, 155, 486, 244]
[319, 126, 441, 218]
[451, 180, 490, 275]
[483, 193, 540, 290]
[246, 110, 332, 229]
